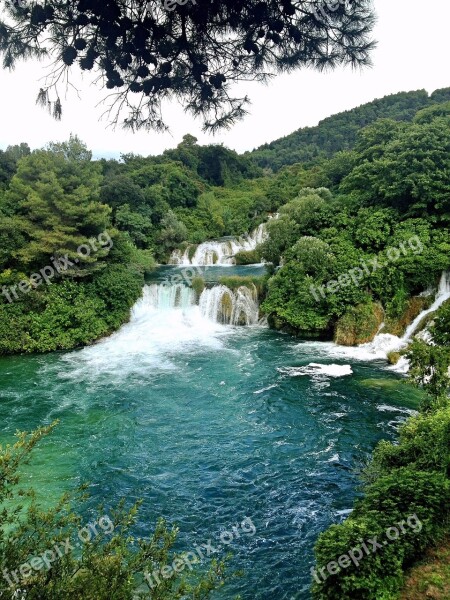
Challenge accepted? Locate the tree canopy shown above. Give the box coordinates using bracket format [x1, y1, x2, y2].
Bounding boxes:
[0, 0, 375, 131]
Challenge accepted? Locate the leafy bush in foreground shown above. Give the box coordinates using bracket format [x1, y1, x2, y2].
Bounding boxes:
[313, 325, 450, 599]
[0, 424, 228, 600]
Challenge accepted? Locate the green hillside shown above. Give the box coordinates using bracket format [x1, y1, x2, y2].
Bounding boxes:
[247, 87, 450, 172]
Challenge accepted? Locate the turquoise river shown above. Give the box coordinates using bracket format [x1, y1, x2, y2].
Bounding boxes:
[0, 266, 422, 599]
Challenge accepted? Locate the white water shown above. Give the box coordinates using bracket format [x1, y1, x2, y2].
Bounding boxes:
[401, 271, 450, 342]
[316, 271, 450, 366]
[140, 282, 196, 311]
[59, 280, 263, 381]
[199, 284, 260, 326]
[59, 285, 228, 380]
[170, 223, 268, 266]
[278, 364, 353, 378]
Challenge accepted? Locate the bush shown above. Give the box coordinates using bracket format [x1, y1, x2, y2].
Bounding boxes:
[0, 265, 144, 355]
[234, 249, 261, 265]
[368, 406, 450, 477]
[0, 425, 228, 600]
[313, 469, 450, 600]
[218, 275, 266, 297]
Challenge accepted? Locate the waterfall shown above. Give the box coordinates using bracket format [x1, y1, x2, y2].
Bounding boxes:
[170, 223, 268, 266]
[323, 271, 450, 365]
[371, 271, 450, 357]
[133, 283, 196, 315]
[133, 282, 260, 327]
[401, 271, 450, 342]
[199, 285, 260, 326]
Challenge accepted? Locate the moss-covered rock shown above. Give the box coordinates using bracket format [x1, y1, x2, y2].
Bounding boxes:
[219, 291, 233, 323]
[334, 301, 384, 346]
[192, 275, 205, 300]
[188, 244, 198, 261]
[384, 296, 431, 337]
[387, 351, 402, 365]
[218, 275, 266, 299]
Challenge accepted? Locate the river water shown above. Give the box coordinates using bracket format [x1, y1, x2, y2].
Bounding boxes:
[0, 266, 422, 599]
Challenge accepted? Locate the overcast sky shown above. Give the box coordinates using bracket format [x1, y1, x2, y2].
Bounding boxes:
[0, 0, 448, 159]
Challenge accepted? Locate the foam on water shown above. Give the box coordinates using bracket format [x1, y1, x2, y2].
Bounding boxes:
[278, 363, 353, 378]
[59, 284, 231, 381]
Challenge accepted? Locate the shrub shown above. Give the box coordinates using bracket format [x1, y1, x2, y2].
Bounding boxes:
[368, 406, 450, 477]
[234, 249, 261, 265]
[0, 425, 228, 599]
[313, 469, 450, 600]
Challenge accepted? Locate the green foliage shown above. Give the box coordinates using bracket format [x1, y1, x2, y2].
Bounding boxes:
[432, 299, 450, 346]
[191, 276, 205, 298]
[175, 182, 270, 244]
[334, 302, 384, 346]
[368, 406, 450, 477]
[156, 211, 188, 261]
[249, 89, 450, 171]
[341, 111, 450, 217]
[234, 249, 261, 265]
[407, 341, 450, 410]
[0, 426, 228, 599]
[1, 136, 110, 271]
[115, 204, 153, 248]
[0, 264, 144, 355]
[218, 275, 266, 297]
[313, 465, 450, 600]
[261, 189, 331, 264]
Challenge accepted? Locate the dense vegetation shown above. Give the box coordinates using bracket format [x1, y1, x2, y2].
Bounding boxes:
[260, 98, 450, 342]
[1, 89, 449, 353]
[1, 86, 449, 598]
[248, 88, 450, 171]
[0, 134, 269, 355]
[312, 304, 450, 599]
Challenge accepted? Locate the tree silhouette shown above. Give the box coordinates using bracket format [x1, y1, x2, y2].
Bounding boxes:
[0, 0, 375, 131]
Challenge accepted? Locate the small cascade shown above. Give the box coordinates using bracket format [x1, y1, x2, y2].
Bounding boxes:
[132, 283, 195, 316]
[170, 223, 268, 266]
[199, 285, 260, 326]
[324, 271, 450, 366]
[401, 271, 450, 342]
[132, 281, 261, 328]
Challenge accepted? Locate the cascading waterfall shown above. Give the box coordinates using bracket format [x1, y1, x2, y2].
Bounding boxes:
[133, 281, 260, 328]
[136, 283, 196, 313]
[401, 271, 450, 343]
[170, 223, 268, 266]
[199, 285, 260, 326]
[329, 271, 450, 365]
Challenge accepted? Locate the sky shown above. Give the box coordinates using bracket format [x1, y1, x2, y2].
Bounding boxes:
[0, 0, 449, 159]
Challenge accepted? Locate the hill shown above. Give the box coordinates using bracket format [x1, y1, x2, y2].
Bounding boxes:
[247, 87, 450, 172]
